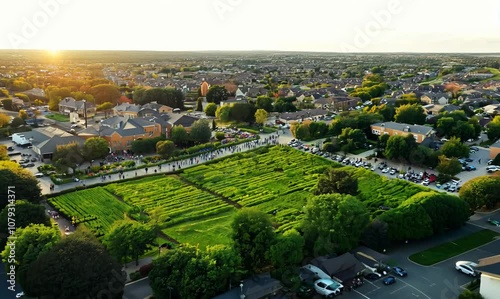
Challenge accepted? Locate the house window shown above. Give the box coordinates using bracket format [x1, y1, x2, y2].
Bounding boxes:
[372, 129, 380, 135]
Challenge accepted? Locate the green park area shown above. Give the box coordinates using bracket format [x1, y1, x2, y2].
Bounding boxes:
[409, 229, 500, 266]
[47, 145, 461, 249]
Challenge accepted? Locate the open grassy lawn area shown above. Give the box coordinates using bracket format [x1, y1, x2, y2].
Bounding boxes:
[163, 210, 235, 249]
[45, 113, 70, 122]
[48, 187, 131, 236]
[409, 230, 500, 266]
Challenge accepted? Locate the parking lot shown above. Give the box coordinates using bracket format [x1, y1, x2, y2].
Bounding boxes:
[339, 226, 500, 299]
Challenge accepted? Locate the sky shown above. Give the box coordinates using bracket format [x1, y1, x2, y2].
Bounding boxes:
[1, 0, 500, 53]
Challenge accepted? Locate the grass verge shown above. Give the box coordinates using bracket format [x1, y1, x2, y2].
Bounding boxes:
[409, 229, 499, 266]
[45, 113, 70, 122]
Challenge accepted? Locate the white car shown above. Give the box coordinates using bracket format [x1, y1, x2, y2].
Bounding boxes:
[389, 169, 397, 175]
[486, 166, 500, 173]
[456, 261, 479, 277]
[16, 292, 24, 298]
[382, 168, 390, 173]
[34, 172, 44, 178]
[314, 279, 344, 297]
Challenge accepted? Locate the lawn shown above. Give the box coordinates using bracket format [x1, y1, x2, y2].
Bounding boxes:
[48, 187, 131, 236]
[45, 113, 70, 122]
[409, 230, 500, 266]
[162, 210, 235, 249]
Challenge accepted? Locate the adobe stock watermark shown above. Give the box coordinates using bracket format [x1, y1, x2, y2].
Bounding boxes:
[8, 0, 70, 49]
[341, 0, 402, 52]
[213, 0, 243, 21]
[6, 186, 17, 293]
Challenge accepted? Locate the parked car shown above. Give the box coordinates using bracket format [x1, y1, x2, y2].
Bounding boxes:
[392, 267, 407, 277]
[487, 218, 500, 227]
[486, 166, 500, 173]
[25, 163, 35, 167]
[34, 172, 44, 178]
[383, 276, 396, 285]
[382, 168, 390, 173]
[466, 165, 476, 171]
[365, 272, 382, 280]
[7, 146, 14, 151]
[30, 157, 37, 162]
[389, 169, 397, 175]
[16, 292, 24, 298]
[313, 279, 343, 297]
[455, 261, 479, 277]
[448, 185, 457, 192]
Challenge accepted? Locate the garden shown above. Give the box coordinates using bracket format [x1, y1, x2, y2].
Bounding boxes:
[46, 145, 463, 249]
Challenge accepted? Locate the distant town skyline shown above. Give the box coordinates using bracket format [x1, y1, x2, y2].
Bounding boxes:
[1, 0, 500, 53]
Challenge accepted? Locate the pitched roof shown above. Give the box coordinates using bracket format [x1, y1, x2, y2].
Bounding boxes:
[36, 136, 85, 154]
[167, 114, 200, 127]
[372, 122, 434, 136]
[476, 255, 500, 276]
[311, 253, 365, 282]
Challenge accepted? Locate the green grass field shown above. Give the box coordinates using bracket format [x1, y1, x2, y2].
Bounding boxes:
[409, 230, 500, 266]
[45, 113, 70, 122]
[48, 187, 130, 236]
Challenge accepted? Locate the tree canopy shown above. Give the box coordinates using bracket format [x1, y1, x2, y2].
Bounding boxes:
[315, 168, 358, 195]
[204, 102, 217, 117]
[0, 200, 50, 234]
[24, 228, 125, 299]
[459, 176, 500, 210]
[394, 104, 426, 125]
[156, 140, 176, 159]
[88, 84, 121, 105]
[52, 142, 84, 173]
[440, 137, 469, 158]
[231, 208, 275, 272]
[206, 85, 228, 104]
[255, 109, 268, 125]
[82, 137, 109, 162]
[190, 119, 212, 144]
[303, 193, 369, 256]
[0, 161, 41, 209]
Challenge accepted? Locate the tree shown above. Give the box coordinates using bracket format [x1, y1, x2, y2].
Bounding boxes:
[1, 99, 13, 111]
[204, 102, 217, 117]
[256, 96, 273, 112]
[0, 145, 8, 161]
[361, 219, 389, 252]
[24, 228, 125, 299]
[156, 140, 175, 159]
[18, 109, 28, 120]
[379, 204, 433, 242]
[190, 119, 212, 144]
[33, 99, 44, 106]
[255, 109, 268, 126]
[196, 97, 203, 112]
[96, 102, 114, 117]
[436, 155, 462, 176]
[52, 142, 84, 173]
[486, 116, 500, 141]
[230, 103, 254, 122]
[103, 220, 157, 266]
[215, 131, 225, 141]
[1, 224, 60, 290]
[338, 127, 366, 149]
[452, 121, 476, 142]
[0, 161, 41, 209]
[206, 85, 228, 104]
[268, 229, 304, 270]
[404, 192, 469, 234]
[10, 116, 24, 128]
[441, 137, 469, 158]
[82, 137, 109, 162]
[302, 194, 369, 256]
[88, 84, 121, 105]
[0, 112, 10, 127]
[315, 168, 358, 195]
[436, 117, 455, 137]
[170, 125, 189, 146]
[231, 208, 276, 272]
[0, 200, 50, 234]
[131, 136, 165, 154]
[215, 105, 231, 122]
[459, 176, 500, 210]
[394, 104, 426, 125]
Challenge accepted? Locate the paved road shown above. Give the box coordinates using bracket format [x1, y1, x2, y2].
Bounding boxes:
[123, 278, 152, 299]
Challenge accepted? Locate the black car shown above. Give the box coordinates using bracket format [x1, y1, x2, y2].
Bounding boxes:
[7, 146, 14, 151]
[26, 163, 35, 167]
[30, 157, 37, 162]
[365, 273, 381, 280]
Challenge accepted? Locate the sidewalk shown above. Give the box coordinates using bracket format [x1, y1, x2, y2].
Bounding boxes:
[41, 133, 282, 195]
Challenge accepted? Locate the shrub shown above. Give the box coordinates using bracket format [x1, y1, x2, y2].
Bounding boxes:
[139, 263, 153, 277]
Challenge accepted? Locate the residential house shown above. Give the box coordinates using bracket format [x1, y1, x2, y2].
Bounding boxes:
[165, 114, 200, 138]
[310, 253, 366, 284]
[421, 93, 450, 105]
[113, 103, 142, 118]
[58, 97, 96, 117]
[483, 104, 500, 116]
[220, 97, 248, 107]
[370, 122, 434, 144]
[278, 109, 329, 123]
[490, 139, 500, 159]
[476, 255, 500, 299]
[78, 116, 162, 152]
[423, 104, 460, 116]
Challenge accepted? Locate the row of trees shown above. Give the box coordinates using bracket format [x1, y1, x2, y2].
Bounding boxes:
[133, 87, 184, 108]
[434, 110, 481, 141]
[52, 137, 109, 173]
